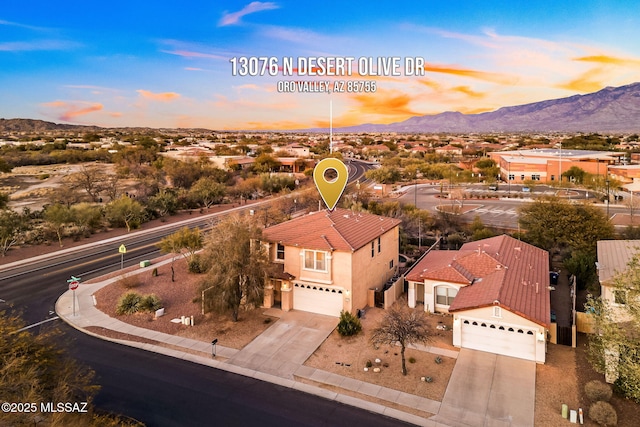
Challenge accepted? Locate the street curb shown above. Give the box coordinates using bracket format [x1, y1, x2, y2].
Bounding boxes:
[55, 290, 428, 427]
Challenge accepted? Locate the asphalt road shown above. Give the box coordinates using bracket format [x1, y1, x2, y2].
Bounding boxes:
[62, 326, 409, 427]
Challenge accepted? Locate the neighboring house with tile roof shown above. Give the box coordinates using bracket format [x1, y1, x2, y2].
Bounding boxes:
[595, 239, 640, 382]
[260, 208, 401, 317]
[406, 234, 550, 363]
[596, 239, 640, 314]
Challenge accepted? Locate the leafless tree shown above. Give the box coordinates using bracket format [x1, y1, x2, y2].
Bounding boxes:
[370, 304, 431, 375]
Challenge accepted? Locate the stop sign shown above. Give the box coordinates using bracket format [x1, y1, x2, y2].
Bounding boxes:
[69, 281, 79, 291]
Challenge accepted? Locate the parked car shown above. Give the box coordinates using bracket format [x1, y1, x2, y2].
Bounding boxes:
[488, 184, 498, 191]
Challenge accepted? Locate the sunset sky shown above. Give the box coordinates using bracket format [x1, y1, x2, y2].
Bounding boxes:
[1, 1, 640, 130]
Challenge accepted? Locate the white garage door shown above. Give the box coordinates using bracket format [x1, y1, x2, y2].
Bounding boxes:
[293, 283, 343, 317]
[461, 318, 536, 361]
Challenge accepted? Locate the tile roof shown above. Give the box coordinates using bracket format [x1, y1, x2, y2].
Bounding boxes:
[596, 240, 640, 284]
[262, 208, 401, 252]
[407, 235, 550, 327]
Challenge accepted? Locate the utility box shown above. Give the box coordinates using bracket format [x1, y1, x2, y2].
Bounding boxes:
[140, 260, 151, 268]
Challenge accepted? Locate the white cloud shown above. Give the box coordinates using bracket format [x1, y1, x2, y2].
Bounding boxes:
[219, 2, 279, 27]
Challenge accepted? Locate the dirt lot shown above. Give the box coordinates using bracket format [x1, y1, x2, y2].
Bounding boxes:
[92, 258, 277, 350]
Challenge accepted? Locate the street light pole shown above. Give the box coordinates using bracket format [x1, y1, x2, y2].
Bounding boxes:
[606, 179, 610, 217]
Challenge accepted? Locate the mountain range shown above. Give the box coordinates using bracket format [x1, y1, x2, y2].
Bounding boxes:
[334, 82, 640, 133]
[3, 82, 640, 134]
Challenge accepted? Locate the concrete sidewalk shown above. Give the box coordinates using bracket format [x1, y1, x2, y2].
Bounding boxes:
[56, 269, 440, 426]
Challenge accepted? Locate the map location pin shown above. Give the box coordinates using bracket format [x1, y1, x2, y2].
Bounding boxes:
[313, 158, 349, 211]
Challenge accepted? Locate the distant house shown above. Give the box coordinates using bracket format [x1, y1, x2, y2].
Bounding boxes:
[405, 235, 550, 363]
[435, 145, 463, 156]
[261, 209, 401, 317]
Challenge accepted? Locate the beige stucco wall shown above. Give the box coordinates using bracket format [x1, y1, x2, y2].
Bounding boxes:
[350, 226, 399, 312]
[266, 225, 399, 315]
[407, 278, 465, 313]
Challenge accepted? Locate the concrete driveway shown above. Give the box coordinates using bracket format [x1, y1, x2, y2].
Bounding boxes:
[431, 349, 536, 427]
[226, 310, 338, 379]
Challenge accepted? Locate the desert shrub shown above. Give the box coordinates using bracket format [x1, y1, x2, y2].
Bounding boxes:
[365, 360, 373, 368]
[337, 310, 362, 337]
[408, 357, 416, 364]
[588, 401, 617, 426]
[116, 292, 142, 315]
[188, 255, 205, 274]
[435, 356, 443, 364]
[119, 275, 140, 289]
[585, 380, 613, 402]
[139, 294, 162, 312]
[613, 376, 640, 403]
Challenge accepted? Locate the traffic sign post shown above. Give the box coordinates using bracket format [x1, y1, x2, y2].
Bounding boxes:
[119, 244, 127, 270]
[67, 276, 81, 317]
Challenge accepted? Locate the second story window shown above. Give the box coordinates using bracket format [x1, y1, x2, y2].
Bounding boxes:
[276, 243, 285, 261]
[304, 250, 327, 271]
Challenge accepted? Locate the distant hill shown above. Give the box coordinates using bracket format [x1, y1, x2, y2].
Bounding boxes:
[334, 82, 640, 133]
[0, 118, 101, 133]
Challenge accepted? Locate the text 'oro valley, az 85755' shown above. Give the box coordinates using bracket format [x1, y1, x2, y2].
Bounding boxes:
[230, 56, 427, 94]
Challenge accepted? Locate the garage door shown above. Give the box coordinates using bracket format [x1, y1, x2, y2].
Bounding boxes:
[461, 318, 536, 361]
[293, 283, 343, 317]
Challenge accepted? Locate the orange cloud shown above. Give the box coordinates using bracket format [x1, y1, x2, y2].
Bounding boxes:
[451, 85, 486, 99]
[423, 63, 518, 85]
[574, 55, 640, 66]
[556, 67, 607, 93]
[41, 100, 103, 122]
[136, 89, 181, 102]
[351, 89, 422, 117]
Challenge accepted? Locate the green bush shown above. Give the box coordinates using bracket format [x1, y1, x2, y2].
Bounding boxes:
[365, 360, 373, 368]
[588, 401, 617, 426]
[408, 357, 416, 364]
[139, 294, 162, 312]
[337, 310, 362, 337]
[188, 255, 205, 274]
[585, 380, 613, 402]
[614, 375, 640, 403]
[116, 292, 142, 315]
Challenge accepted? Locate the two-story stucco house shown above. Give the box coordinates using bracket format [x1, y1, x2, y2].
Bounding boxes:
[261, 208, 401, 317]
[406, 235, 550, 363]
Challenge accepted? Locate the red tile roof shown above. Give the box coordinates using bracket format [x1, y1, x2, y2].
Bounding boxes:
[262, 208, 401, 252]
[407, 235, 550, 327]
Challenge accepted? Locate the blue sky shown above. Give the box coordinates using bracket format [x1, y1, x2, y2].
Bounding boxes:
[1, 1, 640, 130]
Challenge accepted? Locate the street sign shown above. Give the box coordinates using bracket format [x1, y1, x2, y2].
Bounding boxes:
[119, 244, 127, 254]
[69, 281, 79, 290]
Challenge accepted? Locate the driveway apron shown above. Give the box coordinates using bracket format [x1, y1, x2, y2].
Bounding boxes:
[431, 349, 536, 427]
[226, 310, 338, 379]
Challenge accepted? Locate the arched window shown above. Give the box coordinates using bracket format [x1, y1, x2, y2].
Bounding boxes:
[436, 286, 458, 305]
